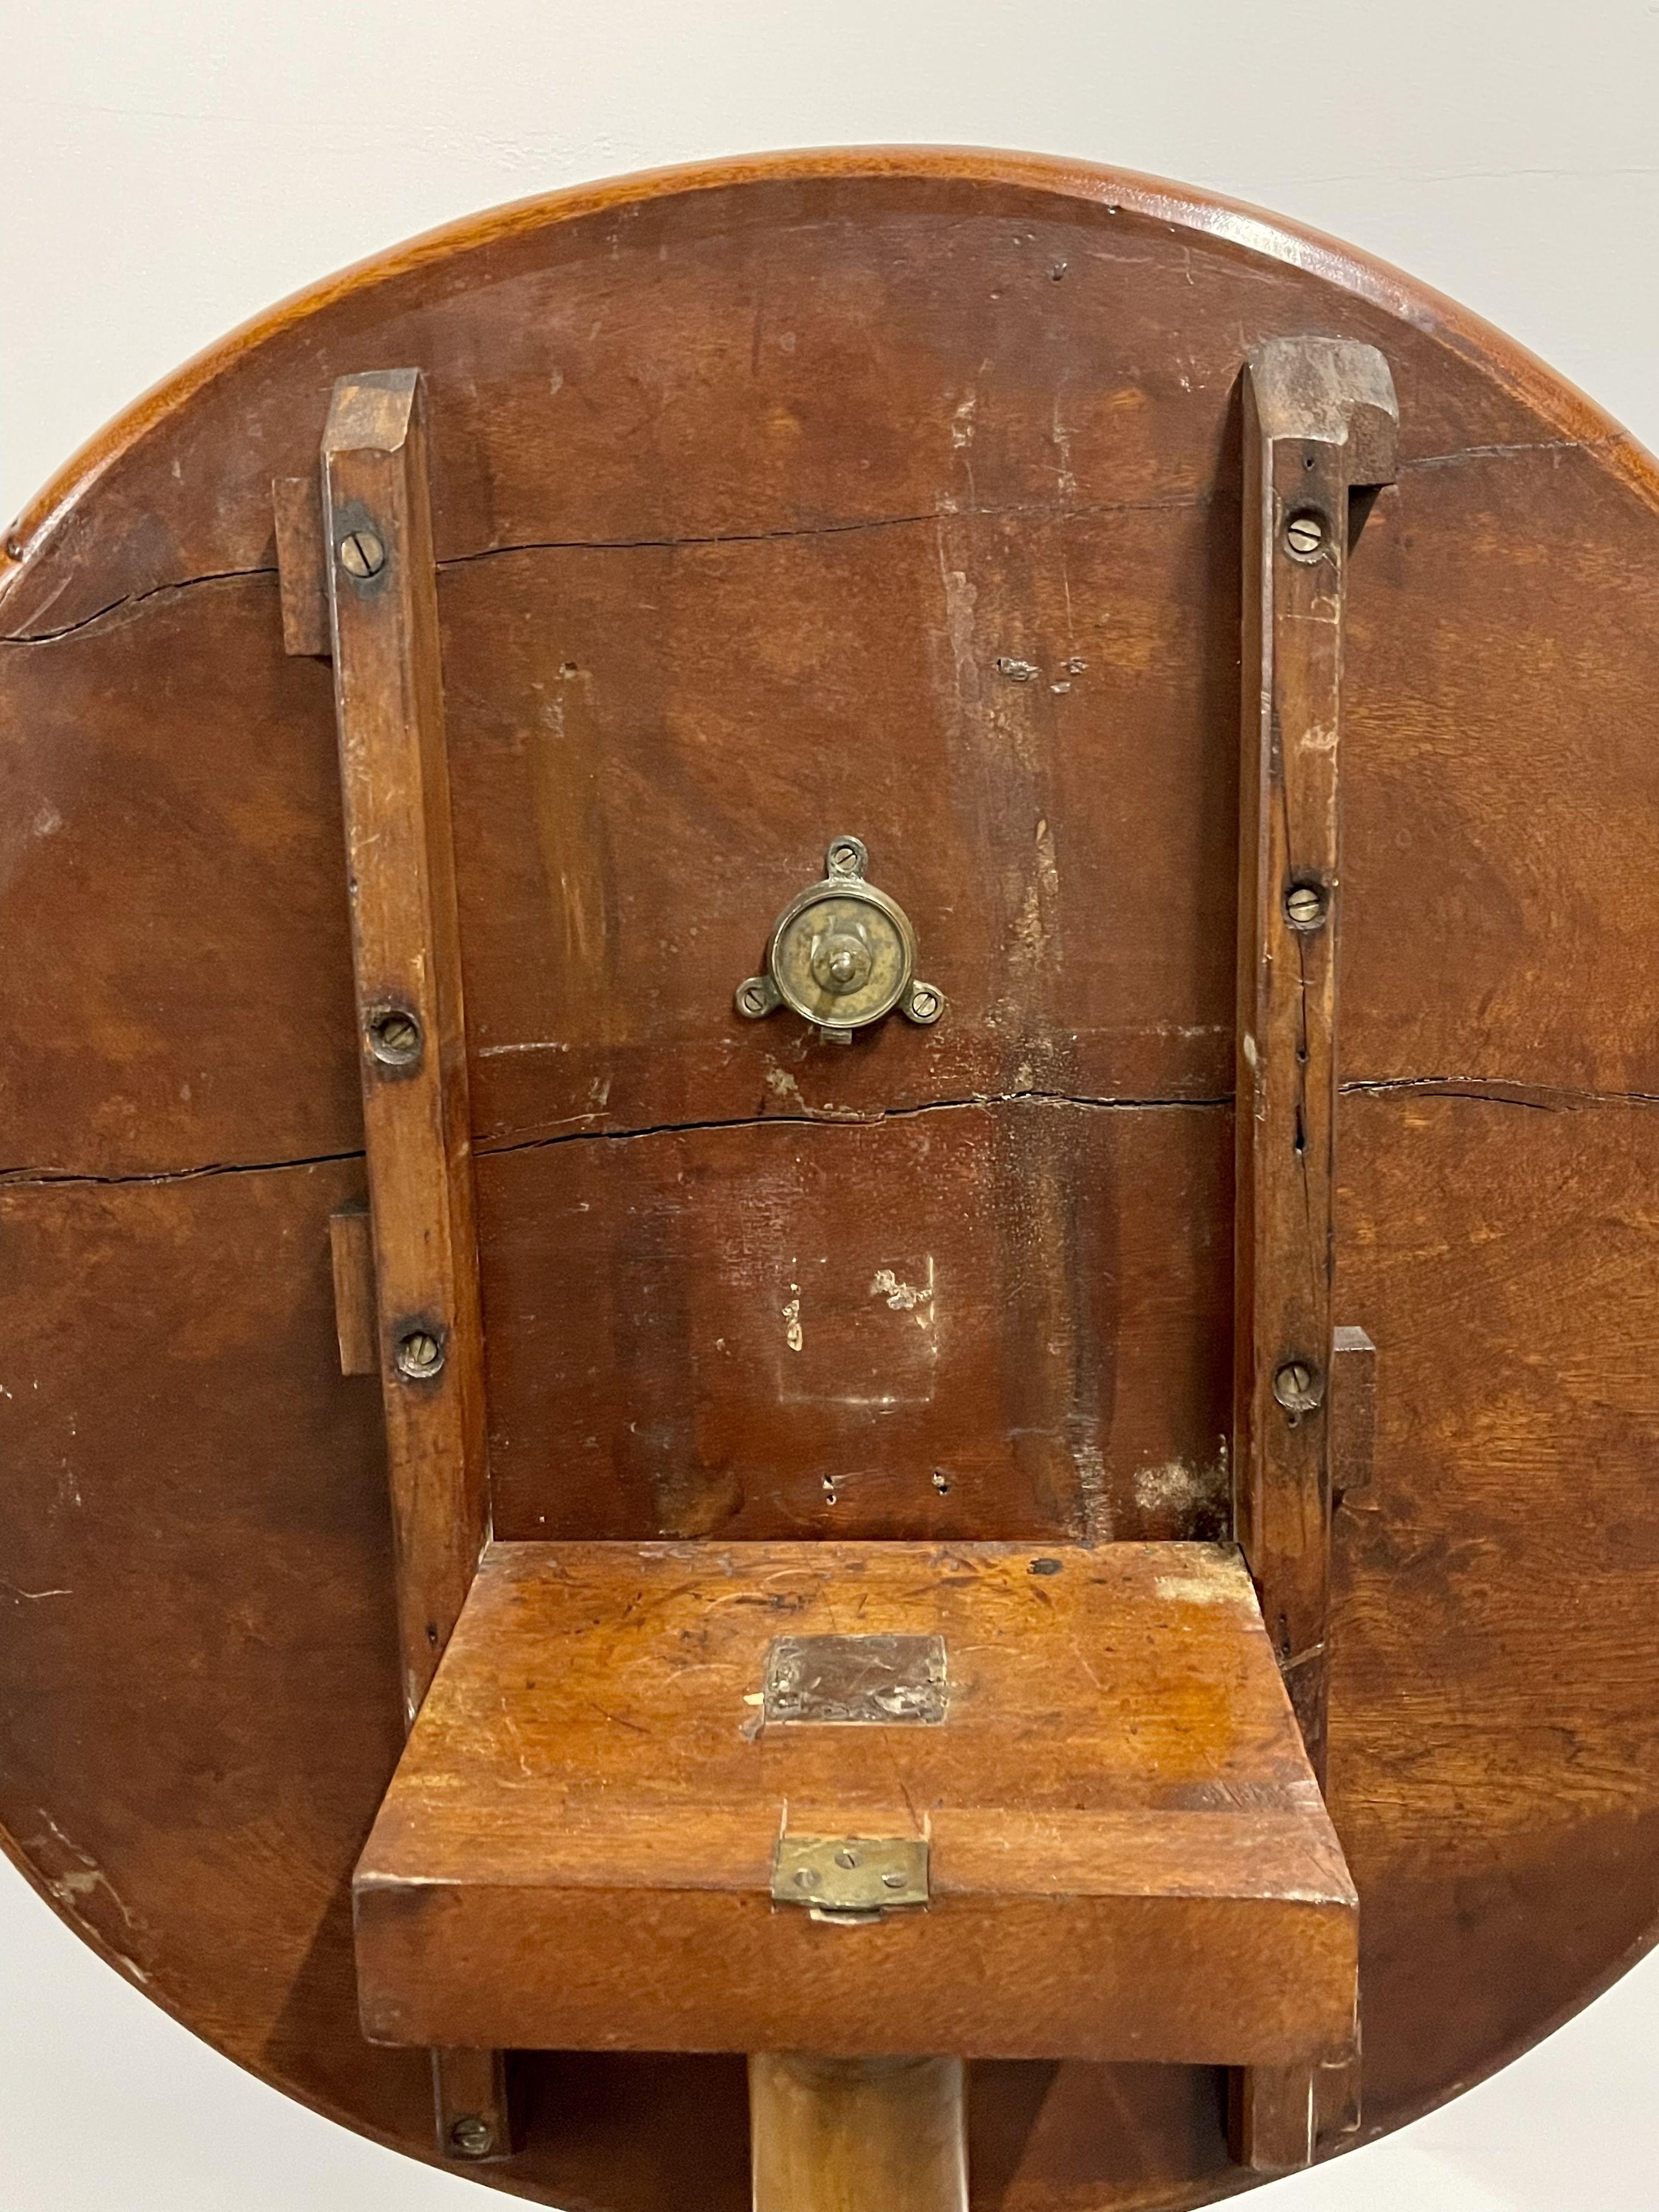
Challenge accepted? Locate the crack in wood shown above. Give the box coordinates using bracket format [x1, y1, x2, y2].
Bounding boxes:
[12, 433, 1617, 647]
[0, 1147, 365, 1191]
[1, 1074, 1648, 1189]
[0, 565, 278, 646]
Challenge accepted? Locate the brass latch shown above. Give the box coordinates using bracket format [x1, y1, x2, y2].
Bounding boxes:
[736, 836, 945, 1043]
[771, 1835, 930, 1923]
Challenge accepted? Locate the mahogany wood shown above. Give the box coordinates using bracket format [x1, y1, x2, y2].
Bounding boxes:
[323, 370, 509, 2145]
[1233, 337, 1398, 1777]
[1228, 341, 1396, 2171]
[273, 472, 329, 658]
[329, 1206, 377, 1375]
[433, 2046, 515, 2165]
[1233, 1325, 1376, 2168]
[323, 368, 488, 1725]
[354, 1541, 1356, 2061]
[749, 2054, 968, 2212]
[475, 1101, 1232, 1547]
[3, 151, 1659, 2210]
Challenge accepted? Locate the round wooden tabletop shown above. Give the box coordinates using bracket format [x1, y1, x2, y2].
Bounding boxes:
[3, 148, 1657, 2208]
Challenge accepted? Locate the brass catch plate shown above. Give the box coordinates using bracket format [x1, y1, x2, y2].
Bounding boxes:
[763, 1632, 948, 1724]
[771, 1835, 930, 1915]
[735, 836, 944, 1041]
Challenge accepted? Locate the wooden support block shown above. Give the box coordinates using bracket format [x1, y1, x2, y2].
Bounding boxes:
[1228, 2029, 1363, 2172]
[1231, 337, 1396, 2174]
[750, 2054, 967, 2212]
[1331, 1323, 1378, 1509]
[272, 474, 330, 656]
[353, 1539, 1357, 2063]
[432, 2046, 515, 2163]
[327, 1207, 377, 1375]
[322, 368, 489, 1728]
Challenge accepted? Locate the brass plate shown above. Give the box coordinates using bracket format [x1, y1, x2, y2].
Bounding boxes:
[770, 1834, 930, 1914]
[770, 886, 912, 1028]
[763, 1632, 948, 1723]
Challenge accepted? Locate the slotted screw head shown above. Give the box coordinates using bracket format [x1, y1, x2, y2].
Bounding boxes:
[1272, 1359, 1322, 1413]
[1284, 881, 1329, 930]
[366, 1006, 422, 1066]
[338, 528, 386, 579]
[1285, 510, 1325, 558]
[396, 1328, 444, 1380]
[834, 1847, 860, 1869]
[881, 1869, 908, 1889]
[448, 2115, 494, 2159]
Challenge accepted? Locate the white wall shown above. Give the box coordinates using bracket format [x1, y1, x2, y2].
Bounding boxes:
[3, 3, 1656, 2204]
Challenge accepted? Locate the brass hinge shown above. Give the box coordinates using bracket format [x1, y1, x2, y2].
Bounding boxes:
[771, 1835, 930, 1923]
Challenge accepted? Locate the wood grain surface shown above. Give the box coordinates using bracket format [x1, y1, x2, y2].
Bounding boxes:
[3, 149, 1658, 2210]
[750, 2054, 968, 2212]
[356, 1541, 1355, 2061]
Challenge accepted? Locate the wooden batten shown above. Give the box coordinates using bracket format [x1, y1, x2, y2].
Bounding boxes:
[1230, 337, 1397, 2172]
[321, 367, 489, 1723]
[321, 368, 506, 2158]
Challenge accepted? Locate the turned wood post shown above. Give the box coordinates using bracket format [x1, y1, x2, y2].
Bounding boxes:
[749, 2054, 968, 2212]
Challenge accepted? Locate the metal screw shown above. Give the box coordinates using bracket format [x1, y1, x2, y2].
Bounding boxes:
[834, 1848, 859, 1870]
[1272, 1359, 1323, 1414]
[448, 2115, 494, 2159]
[366, 1006, 422, 1066]
[794, 1867, 820, 1891]
[338, 528, 386, 579]
[396, 1328, 444, 1380]
[1284, 881, 1329, 931]
[881, 1869, 908, 1889]
[909, 985, 941, 1023]
[827, 838, 865, 877]
[1285, 510, 1325, 559]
